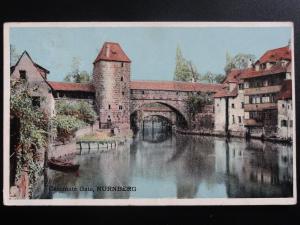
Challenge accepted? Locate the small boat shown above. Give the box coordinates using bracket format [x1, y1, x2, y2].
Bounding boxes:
[48, 158, 80, 172]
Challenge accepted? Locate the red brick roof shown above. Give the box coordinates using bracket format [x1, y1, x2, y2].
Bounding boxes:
[94, 42, 131, 64]
[130, 80, 224, 92]
[278, 79, 292, 100]
[239, 64, 288, 79]
[257, 46, 291, 64]
[48, 81, 95, 92]
[214, 86, 238, 98]
[223, 69, 243, 83]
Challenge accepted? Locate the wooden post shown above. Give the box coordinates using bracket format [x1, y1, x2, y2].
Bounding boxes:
[88, 142, 91, 153]
[79, 142, 82, 155]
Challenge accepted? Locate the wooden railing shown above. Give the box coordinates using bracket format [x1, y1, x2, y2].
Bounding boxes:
[244, 85, 281, 96]
[244, 103, 277, 111]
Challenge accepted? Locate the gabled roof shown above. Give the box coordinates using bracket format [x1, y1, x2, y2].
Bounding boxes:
[94, 42, 131, 64]
[256, 46, 291, 64]
[239, 64, 288, 79]
[11, 51, 50, 75]
[223, 69, 243, 83]
[48, 81, 95, 93]
[130, 80, 224, 92]
[278, 79, 292, 100]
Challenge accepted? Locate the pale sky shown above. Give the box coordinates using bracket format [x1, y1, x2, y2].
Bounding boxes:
[10, 26, 292, 81]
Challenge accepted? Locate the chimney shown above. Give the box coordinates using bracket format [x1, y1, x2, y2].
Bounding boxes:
[106, 44, 110, 58]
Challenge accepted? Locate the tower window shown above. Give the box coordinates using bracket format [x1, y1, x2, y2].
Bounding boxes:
[122, 91, 125, 96]
[108, 104, 111, 110]
[19, 70, 27, 80]
[232, 115, 235, 124]
[232, 103, 235, 108]
[121, 76, 123, 81]
[119, 105, 123, 110]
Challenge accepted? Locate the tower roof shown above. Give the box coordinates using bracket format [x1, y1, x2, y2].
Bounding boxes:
[93, 42, 131, 64]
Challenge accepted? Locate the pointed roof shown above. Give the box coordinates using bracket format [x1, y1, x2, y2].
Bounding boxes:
[93, 42, 131, 64]
[11, 51, 50, 75]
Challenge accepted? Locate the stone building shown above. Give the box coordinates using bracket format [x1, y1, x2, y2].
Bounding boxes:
[214, 43, 293, 141]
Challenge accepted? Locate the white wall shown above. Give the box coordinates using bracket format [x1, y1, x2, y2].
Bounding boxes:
[277, 99, 293, 140]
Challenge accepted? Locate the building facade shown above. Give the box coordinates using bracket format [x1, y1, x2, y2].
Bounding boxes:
[214, 44, 293, 141]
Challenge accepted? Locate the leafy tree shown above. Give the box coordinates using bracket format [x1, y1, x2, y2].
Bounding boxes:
[224, 52, 256, 74]
[10, 80, 49, 196]
[174, 46, 200, 82]
[185, 92, 212, 120]
[200, 72, 226, 84]
[214, 74, 226, 83]
[64, 57, 91, 83]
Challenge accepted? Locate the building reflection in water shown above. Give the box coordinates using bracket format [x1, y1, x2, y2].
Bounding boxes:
[47, 121, 293, 199]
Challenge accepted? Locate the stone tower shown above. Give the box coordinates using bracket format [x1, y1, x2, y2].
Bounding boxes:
[93, 42, 131, 132]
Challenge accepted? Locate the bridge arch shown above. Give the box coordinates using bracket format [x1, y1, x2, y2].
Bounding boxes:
[130, 100, 189, 131]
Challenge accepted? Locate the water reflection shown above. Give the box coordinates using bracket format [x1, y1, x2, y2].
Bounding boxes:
[46, 124, 293, 199]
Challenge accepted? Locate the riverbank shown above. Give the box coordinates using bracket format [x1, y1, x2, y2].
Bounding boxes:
[175, 128, 293, 145]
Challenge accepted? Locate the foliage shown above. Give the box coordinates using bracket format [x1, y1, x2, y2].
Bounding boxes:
[53, 100, 97, 142]
[224, 52, 256, 74]
[10, 80, 48, 194]
[185, 92, 212, 119]
[64, 57, 91, 83]
[52, 115, 86, 143]
[55, 100, 97, 124]
[174, 46, 200, 82]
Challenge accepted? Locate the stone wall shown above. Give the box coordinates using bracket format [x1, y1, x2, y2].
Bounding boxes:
[214, 97, 226, 135]
[277, 99, 293, 140]
[93, 61, 130, 132]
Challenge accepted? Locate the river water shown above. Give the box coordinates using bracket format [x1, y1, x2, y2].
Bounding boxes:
[46, 122, 293, 199]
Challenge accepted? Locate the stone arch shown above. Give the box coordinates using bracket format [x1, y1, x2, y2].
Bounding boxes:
[130, 100, 189, 129]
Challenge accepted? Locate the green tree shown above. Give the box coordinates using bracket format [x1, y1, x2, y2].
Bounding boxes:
[64, 57, 91, 83]
[185, 92, 212, 121]
[174, 46, 200, 82]
[10, 80, 49, 196]
[224, 52, 256, 74]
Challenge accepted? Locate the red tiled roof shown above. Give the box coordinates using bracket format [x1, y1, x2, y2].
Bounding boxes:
[214, 86, 238, 98]
[239, 64, 288, 79]
[257, 46, 291, 64]
[48, 81, 95, 92]
[130, 80, 224, 92]
[223, 69, 243, 83]
[278, 79, 292, 100]
[94, 42, 131, 64]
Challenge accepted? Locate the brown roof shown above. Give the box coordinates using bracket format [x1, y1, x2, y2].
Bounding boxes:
[257, 46, 291, 64]
[214, 86, 238, 98]
[278, 79, 292, 100]
[223, 69, 243, 83]
[130, 80, 224, 92]
[94, 42, 131, 64]
[239, 64, 288, 79]
[48, 81, 95, 92]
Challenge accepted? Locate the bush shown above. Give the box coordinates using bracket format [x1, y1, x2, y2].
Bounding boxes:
[52, 115, 86, 143]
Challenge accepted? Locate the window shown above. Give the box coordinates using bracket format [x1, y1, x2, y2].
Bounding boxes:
[108, 104, 111, 110]
[288, 105, 290, 109]
[282, 104, 285, 108]
[121, 76, 123, 81]
[232, 115, 235, 124]
[290, 120, 293, 127]
[119, 105, 123, 110]
[281, 120, 287, 127]
[121, 62, 124, 67]
[238, 116, 242, 123]
[241, 102, 244, 109]
[32, 97, 40, 107]
[142, 90, 145, 94]
[19, 70, 27, 80]
[232, 103, 235, 108]
[239, 83, 244, 90]
[217, 104, 219, 107]
[122, 91, 125, 96]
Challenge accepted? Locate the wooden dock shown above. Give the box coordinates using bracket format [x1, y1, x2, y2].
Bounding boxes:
[76, 140, 118, 155]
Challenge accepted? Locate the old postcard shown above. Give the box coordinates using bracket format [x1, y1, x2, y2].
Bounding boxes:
[3, 22, 296, 205]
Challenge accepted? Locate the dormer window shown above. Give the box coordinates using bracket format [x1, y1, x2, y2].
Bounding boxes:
[19, 70, 27, 80]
